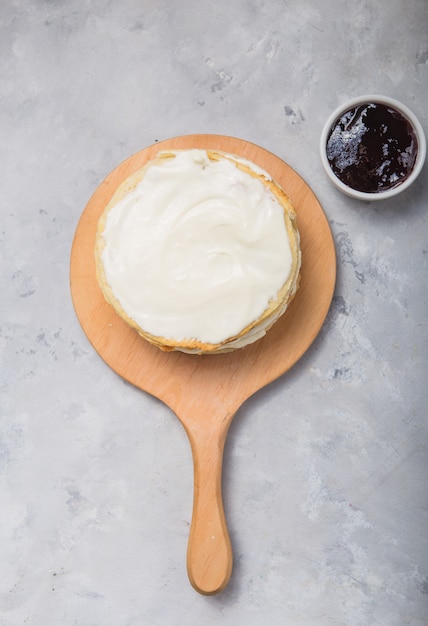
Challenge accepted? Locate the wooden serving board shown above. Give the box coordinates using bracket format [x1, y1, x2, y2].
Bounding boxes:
[70, 134, 336, 595]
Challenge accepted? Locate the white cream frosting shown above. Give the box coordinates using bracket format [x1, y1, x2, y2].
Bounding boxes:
[100, 149, 294, 346]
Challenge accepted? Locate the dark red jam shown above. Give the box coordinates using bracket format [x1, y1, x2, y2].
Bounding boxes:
[326, 102, 418, 193]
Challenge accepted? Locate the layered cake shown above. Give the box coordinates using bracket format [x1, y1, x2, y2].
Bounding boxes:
[95, 149, 301, 354]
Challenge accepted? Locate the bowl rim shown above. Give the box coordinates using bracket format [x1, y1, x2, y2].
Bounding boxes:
[320, 94, 426, 200]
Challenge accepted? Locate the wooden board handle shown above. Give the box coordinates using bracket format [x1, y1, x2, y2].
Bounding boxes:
[185, 420, 233, 595]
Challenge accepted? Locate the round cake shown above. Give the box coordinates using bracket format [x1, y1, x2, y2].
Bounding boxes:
[94, 149, 301, 354]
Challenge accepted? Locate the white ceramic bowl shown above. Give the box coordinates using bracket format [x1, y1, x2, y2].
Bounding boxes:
[320, 95, 426, 200]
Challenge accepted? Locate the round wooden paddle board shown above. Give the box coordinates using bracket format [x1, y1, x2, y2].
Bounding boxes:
[70, 134, 336, 595]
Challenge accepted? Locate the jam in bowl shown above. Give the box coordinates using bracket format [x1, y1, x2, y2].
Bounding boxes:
[320, 95, 426, 200]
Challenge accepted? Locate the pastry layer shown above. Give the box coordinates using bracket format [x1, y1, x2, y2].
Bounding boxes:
[95, 149, 301, 353]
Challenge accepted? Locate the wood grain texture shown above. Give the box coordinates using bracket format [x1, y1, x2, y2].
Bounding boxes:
[70, 134, 336, 595]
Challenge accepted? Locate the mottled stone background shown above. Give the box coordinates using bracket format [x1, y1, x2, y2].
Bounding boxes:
[1, 1, 427, 624]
